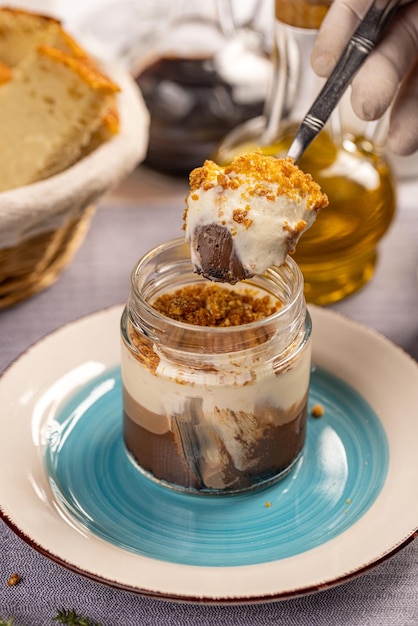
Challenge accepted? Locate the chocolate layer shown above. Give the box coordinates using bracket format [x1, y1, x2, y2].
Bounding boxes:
[194, 223, 252, 284]
[123, 386, 307, 492]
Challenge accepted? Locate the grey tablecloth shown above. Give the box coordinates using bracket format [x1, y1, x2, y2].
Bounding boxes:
[1, 167, 417, 626]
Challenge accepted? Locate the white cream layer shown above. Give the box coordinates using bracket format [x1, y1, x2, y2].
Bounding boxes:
[185, 180, 316, 276]
[120, 337, 311, 432]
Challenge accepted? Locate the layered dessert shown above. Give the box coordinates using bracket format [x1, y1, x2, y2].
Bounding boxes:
[121, 280, 311, 492]
[183, 151, 328, 283]
[122, 152, 325, 494]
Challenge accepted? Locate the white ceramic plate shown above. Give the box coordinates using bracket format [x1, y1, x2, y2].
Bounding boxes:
[0, 305, 417, 603]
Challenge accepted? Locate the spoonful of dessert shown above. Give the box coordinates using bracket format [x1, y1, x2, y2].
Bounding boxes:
[183, 152, 328, 284]
[184, 0, 400, 284]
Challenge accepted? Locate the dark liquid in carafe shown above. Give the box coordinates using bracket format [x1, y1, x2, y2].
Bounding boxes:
[135, 56, 266, 176]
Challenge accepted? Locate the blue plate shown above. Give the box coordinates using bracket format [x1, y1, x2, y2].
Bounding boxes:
[45, 365, 388, 568]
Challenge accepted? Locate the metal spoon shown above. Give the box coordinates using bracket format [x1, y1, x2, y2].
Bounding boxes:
[192, 0, 401, 283]
[287, 0, 401, 163]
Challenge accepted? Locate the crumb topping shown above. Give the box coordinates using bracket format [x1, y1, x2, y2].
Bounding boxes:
[128, 320, 160, 372]
[233, 208, 252, 229]
[188, 151, 328, 212]
[311, 403, 324, 418]
[7, 572, 21, 586]
[283, 219, 307, 233]
[151, 283, 280, 327]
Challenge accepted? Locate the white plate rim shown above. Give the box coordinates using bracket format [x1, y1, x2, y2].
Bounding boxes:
[0, 304, 417, 603]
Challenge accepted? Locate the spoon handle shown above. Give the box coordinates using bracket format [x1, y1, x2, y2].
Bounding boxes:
[287, 0, 401, 163]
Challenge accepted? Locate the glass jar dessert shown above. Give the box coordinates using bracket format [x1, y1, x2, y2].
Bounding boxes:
[120, 238, 312, 495]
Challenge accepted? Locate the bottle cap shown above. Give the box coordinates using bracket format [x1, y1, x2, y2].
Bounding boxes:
[275, 0, 332, 29]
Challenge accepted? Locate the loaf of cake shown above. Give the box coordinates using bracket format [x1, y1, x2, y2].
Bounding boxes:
[0, 7, 121, 192]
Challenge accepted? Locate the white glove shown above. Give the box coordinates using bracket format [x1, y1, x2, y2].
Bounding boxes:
[311, 0, 418, 155]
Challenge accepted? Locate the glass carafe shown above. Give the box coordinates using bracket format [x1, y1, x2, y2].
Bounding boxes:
[132, 0, 273, 177]
[215, 0, 397, 305]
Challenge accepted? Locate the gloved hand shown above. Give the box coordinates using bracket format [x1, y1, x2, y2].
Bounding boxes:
[311, 0, 418, 155]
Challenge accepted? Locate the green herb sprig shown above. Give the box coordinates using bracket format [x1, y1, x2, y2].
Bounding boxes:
[53, 609, 101, 626]
[0, 618, 17, 626]
[0, 609, 101, 626]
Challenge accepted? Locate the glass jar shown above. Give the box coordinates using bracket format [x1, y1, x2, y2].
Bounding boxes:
[215, 0, 397, 305]
[131, 0, 273, 176]
[120, 238, 312, 495]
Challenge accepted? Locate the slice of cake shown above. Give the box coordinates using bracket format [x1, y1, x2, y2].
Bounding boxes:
[0, 7, 121, 142]
[0, 7, 86, 66]
[0, 44, 120, 192]
[0, 7, 121, 191]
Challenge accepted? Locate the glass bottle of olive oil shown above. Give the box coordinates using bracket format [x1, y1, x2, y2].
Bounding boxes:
[215, 0, 396, 306]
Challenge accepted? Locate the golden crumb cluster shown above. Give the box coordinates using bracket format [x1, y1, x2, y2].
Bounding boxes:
[188, 151, 328, 212]
[128, 320, 160, 372]
[151, 284, 280, 327]
[7, 572, 21, 586]
[311, 403, 325, 418]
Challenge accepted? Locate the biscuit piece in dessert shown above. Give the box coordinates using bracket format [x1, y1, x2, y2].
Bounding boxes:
[184, 151, 328, 283]
[0, 45, 120, 192]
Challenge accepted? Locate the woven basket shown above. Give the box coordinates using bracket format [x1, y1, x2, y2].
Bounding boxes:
[0, 62, 149, 309]
[0, 206, 95, 308]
